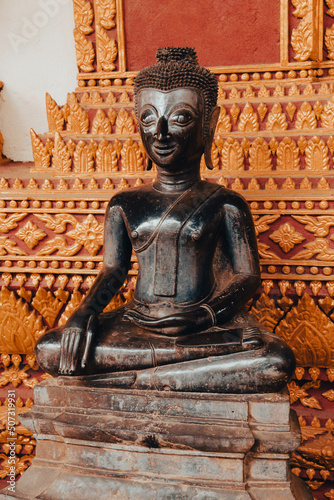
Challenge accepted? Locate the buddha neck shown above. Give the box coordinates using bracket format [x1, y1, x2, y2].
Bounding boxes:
[153, 165, 202, 193]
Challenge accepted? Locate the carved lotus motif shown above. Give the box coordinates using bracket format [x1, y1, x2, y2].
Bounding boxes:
[67, 214, 104, 256]
[269, 222, 305, 252]
[15, 221, 46, 249]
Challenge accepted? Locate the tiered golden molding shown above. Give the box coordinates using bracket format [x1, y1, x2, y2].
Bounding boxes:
[2, 0, 334, 496]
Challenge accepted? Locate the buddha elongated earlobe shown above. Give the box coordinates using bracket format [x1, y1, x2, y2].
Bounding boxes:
[204, 106, 220, 170]
[146, 157, 153, 170]
[204, 143, 213, 170]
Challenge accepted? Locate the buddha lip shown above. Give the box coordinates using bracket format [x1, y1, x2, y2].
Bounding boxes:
[153, 143, 176, 155]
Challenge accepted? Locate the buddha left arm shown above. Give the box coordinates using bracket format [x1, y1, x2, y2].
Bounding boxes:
[207, 196, 261, 324]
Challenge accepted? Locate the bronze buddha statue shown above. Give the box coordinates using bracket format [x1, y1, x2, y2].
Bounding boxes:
[36, 47, 295, 393]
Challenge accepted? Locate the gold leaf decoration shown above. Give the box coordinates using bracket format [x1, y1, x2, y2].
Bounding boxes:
[58, 291, 84, 326]
[265, 178, 278, 190]
[238, 103, 259, 132]
[31, 288, 63, 328]
[257, 103, 268, 122]
[325, 24, 334, 60]
[0, 288, 46, 354]
[292, 239, 334, 261]
[73, 140, 95, 174]
[91, 91, 103, 104]
[286, 102, 297, 121]
[231, 178, 244, 190]
[45, 93, 64, 132]
[73, 28, 95, 72]
[289, 83, 300, 96]
[300, 177, 312, 189]
[303, 83, 315, 96]
[298, 136, 308, 154]
[34, 213, 77, 233]
[52, 132, 72, 174]
[0, 237, 27, 256]
[67, 214, 104, 256]
[249, 138, 272, 171]
[96, 139, 118, 172]
[96, 25, 117, 72]
[229, 87, 241, 99]
[276, 293, 334, 367]
[277, 137, 300, 171]
[216, 106, 231, 134]
[91, 109, 112, 135]
[291, 3, 313, 62]
[266, 103, 288, 131]
[73, 0, 94, 35]
[115, 108, 135, 135]
[15, 221, 46, 249]
[121, 139, 143, 172]
[253, 214, 280, 235]
[36, 236, 82, 257]
[305, 137, 329, 171]
[313, 101, 323, 120]
[250, 294, 284, 331]
[221, 137, 244, 171]
[243, 85, 255, 98]
[0, 214, 27, 233]
[269, 222, 305, 252]
[30, 130, 50, 171]
[258, 85, 270, 98]
[67, 94, 89, 134]
[248, 178, 260, 190]
[321, 96, 334, 128]
[292, 215, 334, 237]
[119, 91, 130, 103]
[229, 103, 240, 124]
[295, 102, 317, 130]
[282, 176, 296, 190]
[96, 0, 116, 29]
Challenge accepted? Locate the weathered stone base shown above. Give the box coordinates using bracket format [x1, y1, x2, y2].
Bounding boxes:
[0, 379, 313, 500]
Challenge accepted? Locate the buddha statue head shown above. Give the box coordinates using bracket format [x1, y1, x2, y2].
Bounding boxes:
[134, 47, 219, 170]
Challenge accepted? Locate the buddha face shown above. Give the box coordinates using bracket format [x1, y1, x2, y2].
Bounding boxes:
[136, 88, 204, 171]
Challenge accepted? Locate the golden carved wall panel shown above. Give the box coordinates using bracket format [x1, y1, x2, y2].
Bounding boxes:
[4, 0, 334, 496]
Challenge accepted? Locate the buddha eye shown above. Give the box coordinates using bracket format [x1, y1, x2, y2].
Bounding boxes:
[171, 111, 193, 126]
[140, 109, 156, 125]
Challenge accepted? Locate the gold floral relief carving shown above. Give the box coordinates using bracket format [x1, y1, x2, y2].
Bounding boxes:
[250, 294, 284, 331]
[95, 0, 116, 29]
[277, 137, 300, 171]
[31, 288, 63, 328]
[305, 137, 329, 171]
[290, 0, 313, 62]
[52, 132, 72, 174]
[36, 237, 82, 257]
[249, 138, 272, 171]
[258, 85, 270, 98]
[292, 215, 334, 237]
[229, 103, 240, 124]
[325, 24, 334, 60]
[96, 25, 117, 72]
[115, 108, 135, 134]
[295, 102, 317, 130]
[292, 239, 334, 261]
[266, 103, 288, 131]
[34, 213, 77, 233]
[0, 288, 46, 354]
[216, 106, 231, 134]
[73, 140, 95, 173]
[91, 109, 112, 135]
[73, 0, 94, 35]
[120, 139, 144, 173]
[237, 103, 259, 133]
[67, 214, 104, 256]
[321, 96, 334, 128]
[0, 238, 27, 256]
[221, 137, 244, 171]
[286, 102, 297, 121]
[257, 103, 268, 122]
[67, 94, 89, 134]
[0, 214, 26, 233]
[73, 28, 95, 72]
[30, 130, 50, 171]
[269, 222, 305, 252]
[96, 139, 119, 172]
[45, 93, 64, 133]
[15, 221, 46, 250]
[276, 293, 334, 367]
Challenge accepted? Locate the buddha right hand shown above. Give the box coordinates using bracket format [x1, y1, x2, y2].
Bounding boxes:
[58, 314, 97, 375]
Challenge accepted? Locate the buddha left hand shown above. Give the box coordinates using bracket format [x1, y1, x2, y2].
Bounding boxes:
[125, 305, 215, 336]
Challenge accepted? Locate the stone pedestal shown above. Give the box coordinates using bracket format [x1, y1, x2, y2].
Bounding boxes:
[0, 378, 313, 500]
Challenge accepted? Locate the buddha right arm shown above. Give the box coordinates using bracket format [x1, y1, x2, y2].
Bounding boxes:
[58, 201, 132, 375]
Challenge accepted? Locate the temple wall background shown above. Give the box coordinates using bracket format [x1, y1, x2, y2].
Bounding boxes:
[0, 0, 77, 161]
[1, 0, 334, 498]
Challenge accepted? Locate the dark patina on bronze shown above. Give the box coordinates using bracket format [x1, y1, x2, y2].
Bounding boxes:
[35, 47, 295, 393]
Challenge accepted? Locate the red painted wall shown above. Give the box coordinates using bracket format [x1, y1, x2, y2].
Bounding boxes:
[123, 0, 280, 70]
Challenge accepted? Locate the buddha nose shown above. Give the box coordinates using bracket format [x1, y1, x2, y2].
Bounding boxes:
[155, 116, 168, 140]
